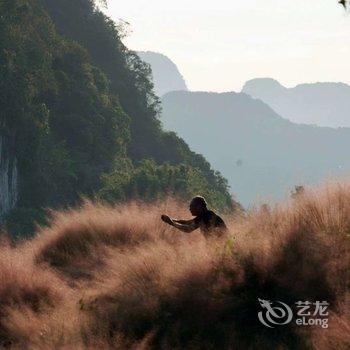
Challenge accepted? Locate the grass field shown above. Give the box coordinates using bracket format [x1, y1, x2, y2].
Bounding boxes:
[0, 183, 349, 349]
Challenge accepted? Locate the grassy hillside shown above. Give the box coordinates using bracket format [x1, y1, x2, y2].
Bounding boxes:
[161, 90, 350, 206]
[0, 181, 348, 348]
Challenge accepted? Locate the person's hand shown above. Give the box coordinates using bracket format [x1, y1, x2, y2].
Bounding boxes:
[161, 214, 173, 225]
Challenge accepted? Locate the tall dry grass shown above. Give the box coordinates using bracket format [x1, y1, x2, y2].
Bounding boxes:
[0, 185, 349, 349]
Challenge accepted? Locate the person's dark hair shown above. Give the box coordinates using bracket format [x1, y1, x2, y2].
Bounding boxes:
[191, 196, 207, 208]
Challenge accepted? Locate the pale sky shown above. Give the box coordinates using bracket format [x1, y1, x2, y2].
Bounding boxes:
[105, 0, 350, 92]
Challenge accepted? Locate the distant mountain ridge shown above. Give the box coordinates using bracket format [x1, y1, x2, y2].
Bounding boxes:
[161, 90, 350, 205]
[242, 78, 350, 127]
[137, 51, 188, 96]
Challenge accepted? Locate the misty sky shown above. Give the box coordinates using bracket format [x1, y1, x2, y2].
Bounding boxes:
[105, 0, 350, 92]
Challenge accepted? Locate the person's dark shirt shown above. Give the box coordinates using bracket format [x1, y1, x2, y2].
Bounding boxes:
[194, 210, 227, 236]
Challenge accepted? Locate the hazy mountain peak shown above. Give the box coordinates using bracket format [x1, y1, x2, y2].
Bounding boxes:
[242, 78, 350, 127]
[242, 78, 286, 95]
[294, 81, 349, 89]
[137, 51, 188, 97]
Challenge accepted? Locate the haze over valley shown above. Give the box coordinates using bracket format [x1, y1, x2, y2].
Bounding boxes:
[143, 52, 350, 205]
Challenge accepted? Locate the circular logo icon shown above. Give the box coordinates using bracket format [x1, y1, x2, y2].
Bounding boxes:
[258, 298, 293, 328]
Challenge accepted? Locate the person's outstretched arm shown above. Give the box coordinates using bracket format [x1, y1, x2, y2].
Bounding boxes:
[161, 215, 199, 233]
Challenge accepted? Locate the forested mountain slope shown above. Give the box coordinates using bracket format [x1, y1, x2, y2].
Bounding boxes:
[0, 0, 233, 234]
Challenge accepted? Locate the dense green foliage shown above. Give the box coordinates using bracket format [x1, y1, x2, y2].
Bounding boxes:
[1, 0, 130, 233]
[99, 159, 233, 210]
[0, 0, 233, 234]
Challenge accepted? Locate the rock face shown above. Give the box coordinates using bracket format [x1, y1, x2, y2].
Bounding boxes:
[137, 51, 188, 97]
[242, 78, 350, 127]
[0, 134, 18, 218]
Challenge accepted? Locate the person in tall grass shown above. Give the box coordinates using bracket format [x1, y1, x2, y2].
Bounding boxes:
[161, 196, 227, 236]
